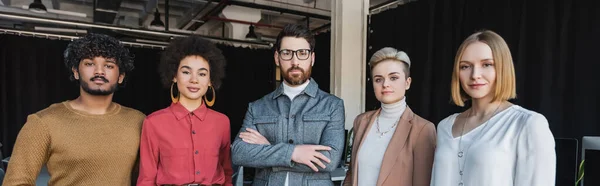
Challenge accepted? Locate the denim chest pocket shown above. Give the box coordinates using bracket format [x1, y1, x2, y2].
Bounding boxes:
[306, 179, 334, 186]
[302, 114, 331, 144]
[253, 116, 279, 142]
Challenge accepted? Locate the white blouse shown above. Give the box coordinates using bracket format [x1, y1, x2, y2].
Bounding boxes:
[431, 105, 556, 186]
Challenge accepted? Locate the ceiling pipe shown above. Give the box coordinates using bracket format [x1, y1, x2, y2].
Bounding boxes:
[226, 0, 329, 20]
[370, 0, 417, 13]
[207, 16, 283, 29]
[177, 0, 213, 29]
[0, 12, 272, 47]
[20, 5, 87, 17]
[0, 28, 166, 49]
[198, 0, 229, 22]
[185, 0, 229, 31]
[262, 0, 330, 12]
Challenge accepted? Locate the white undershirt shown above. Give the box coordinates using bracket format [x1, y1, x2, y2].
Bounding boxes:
[431, 105, 556, 186]
[282, 80, 309, 101]
[356, 97, 407, 186]
[282, 80, 310, 186]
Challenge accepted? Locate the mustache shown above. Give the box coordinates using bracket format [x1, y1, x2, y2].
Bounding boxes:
[287, 66, 304, 73]
[90, 76, 109, 83]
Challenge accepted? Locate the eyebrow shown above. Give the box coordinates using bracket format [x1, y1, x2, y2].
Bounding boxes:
[460, 58, 493, 63]
[82, 58, 116, 64]
[373, 72, 401, 77]
[180, 66, 209, 71]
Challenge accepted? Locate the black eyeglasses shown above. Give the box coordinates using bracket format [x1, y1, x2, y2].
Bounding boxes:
[278, 49, 312, 61]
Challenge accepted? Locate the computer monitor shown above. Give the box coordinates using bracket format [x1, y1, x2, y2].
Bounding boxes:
[582, 136, 600, 186]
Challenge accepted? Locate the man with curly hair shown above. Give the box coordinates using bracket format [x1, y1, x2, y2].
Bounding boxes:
[3, 33, 146, 186]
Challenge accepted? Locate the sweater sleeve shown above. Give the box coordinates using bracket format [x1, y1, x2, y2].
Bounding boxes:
[3, 114, 51, 186]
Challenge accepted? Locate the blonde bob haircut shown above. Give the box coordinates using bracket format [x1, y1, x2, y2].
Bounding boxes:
[451, 30, 516, 107]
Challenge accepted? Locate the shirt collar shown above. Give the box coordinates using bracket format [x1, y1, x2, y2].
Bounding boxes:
[169, 102, 208, 121]
[272, 78, 319, 99]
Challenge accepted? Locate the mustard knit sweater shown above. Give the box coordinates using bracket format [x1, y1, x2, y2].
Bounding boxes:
[2, 101, 146, 186]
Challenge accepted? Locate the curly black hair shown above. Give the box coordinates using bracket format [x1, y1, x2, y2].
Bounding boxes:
[63, 33, 134, 84]
[159, 35, 226, 89]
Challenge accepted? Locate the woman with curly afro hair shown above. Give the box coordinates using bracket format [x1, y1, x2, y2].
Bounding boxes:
[137, 35, 232, 186]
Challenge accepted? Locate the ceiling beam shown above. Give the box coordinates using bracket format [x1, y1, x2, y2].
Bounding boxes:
[208, 16, 283, 29]
[159, 0, 196, 9]
[51, 0, 60, 9]
[0, 5, 92, 22]
[176, 0, 212, 29]
[94, 0, 125, 24]
[185, 0, 228, 31]
[0, 12, 272, 46]
[119, 1, 145, 10]
[311, 22, 329, 33]
[226, 0, 329, 20]
[119, 2, 185, 17]
[61, 0, 92, 4]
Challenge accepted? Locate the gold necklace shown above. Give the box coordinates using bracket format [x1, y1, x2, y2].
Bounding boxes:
[375, 114, 401, 138]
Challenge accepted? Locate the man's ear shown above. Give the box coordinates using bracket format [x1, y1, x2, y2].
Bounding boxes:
[72, 67, 79, 80]
[311, 52, 315, 67]
[118, 73, 125, 84]
[274, 51, 280, 66]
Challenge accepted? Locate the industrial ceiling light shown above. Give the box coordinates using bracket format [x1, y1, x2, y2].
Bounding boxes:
[245, 25, 258, 40]
[150, 8, 165, 28]
[29, 0, 47, 13]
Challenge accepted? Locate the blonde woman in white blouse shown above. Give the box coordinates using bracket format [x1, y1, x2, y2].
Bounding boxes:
[430, 30, 556, 186]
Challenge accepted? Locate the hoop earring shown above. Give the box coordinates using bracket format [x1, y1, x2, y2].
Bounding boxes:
[171, 82, 179, 103]
[204, 85, 215, 107]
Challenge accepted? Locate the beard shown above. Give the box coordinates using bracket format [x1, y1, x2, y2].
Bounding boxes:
[282, 65, 312, 85]
[79, 76, 118, 96]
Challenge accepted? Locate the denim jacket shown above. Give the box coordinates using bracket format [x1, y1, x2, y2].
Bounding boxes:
[232, 79, 345, 186]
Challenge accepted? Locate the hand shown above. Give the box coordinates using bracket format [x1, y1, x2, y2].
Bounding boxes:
[291, 145, 332, 172]
[239, 128, 271, 145]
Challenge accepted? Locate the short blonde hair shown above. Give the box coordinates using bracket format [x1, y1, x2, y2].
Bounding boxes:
[369, 47, 411, 78]
[451, 30, 516, 106]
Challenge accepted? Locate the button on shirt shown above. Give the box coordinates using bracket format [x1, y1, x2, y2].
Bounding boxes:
[137, 102, 233, 186]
